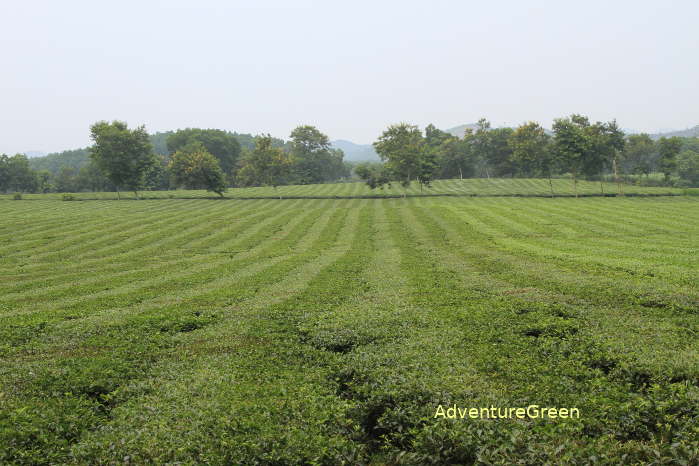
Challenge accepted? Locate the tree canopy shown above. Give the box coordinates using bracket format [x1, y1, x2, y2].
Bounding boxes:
[236, 135, 293, 189]
[166, 128, 241, 179]
[89, 120, 157, 198]
[169, 143, 227, 196]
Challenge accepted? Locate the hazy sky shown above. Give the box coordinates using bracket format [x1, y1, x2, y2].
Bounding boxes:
[1, 0, 698, 153]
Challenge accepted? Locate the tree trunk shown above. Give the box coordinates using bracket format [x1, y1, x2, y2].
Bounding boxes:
[613, 157, 623, 196]
[600, 172, 604, 195]
[548, 174, 554, 197]
[116, 187, 120, 200]
[572, 172, 578, 198]
[459, 166, 463, 180]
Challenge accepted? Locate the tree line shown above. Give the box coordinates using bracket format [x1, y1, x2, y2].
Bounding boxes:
[1, 124, 350, 196]
[357, 116, 699, 195]
[2, 116, 698, 195]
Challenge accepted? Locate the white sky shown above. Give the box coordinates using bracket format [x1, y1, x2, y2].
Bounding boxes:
[1, 0, 698, 153]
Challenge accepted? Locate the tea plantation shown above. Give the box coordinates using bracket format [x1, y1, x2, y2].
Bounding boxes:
[0, 177, 687, 200]
[1, 189, 697, 463]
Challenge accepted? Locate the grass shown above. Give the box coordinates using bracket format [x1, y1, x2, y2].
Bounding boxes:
[1, 188, 698, 464]
[0, 177, 685, 200]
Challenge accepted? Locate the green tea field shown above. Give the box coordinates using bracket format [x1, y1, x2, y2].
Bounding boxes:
[1, 192, 698, 463]
[0, 178, 688, 200]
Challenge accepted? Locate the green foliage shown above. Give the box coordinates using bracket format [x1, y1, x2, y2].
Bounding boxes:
[585, 119, 625, 177]
[236, 134, 293, 189]
[149, 131, 173, 156]
[0, 177, 685, 201]
[552, 115, 624, 195]
[169, 144, 227, 196]
[166, 128, 241, 177]
[677, 150, 699, 186]
[622, 133, 657, 176]
[552, 114, 592, 186]
[289, 125, 349, 184]
[0, 154, 39, 193]
[658, 136, 684, 181]
[0, 195, 697, 463]
[28, 148, 90, 175]
[354, 162, 391, 189]
[374, 123, 434, 188]
[508, 121, 553, 177]
[89, 120, 157, 197]
[433, 136, 475, 179]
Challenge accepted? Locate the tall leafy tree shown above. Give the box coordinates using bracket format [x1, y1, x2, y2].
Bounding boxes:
[166, 128, 241, 179]
[622, 134, 656, 178]
[508, 122, 555, 194]
[89, 120, 157, 199]
[0, 154, 9, 192]
[658, 136, 683, 183]
[487, 127, 515, 177]
[426, 124, 472, 180]
[587, 120, 625, 194]
[677, 150, 699, 186]
[1, 154, 39, 193]
[289, 125, 347, 183]
[472, 118, 492, 178]
[435, 136, 474, 179]
[552, 114, 592, 197]
[424, 124, 452, 150]
[169, 143, 227, 197]
[373, 123, 433, 191]
[236, 135, 293, 194]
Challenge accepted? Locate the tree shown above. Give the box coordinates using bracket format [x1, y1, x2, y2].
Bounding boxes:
[355, 162, 391, 189]
[622, 134, 656, 178]
[75, 161, 112, 192]
[508, 122, 555, 194]
[169, 143, 227, 196]
[658, 136, 683, 183]
[487, 127, 515, 177]
[55, 166, 79, 192]
[552, 114, 592, 197]
[472, 118, 492, 178]
[89, 120, 157, 199]
[0, 154, 11, 193]
[236, 135, 293, 194]
[587, 120, 625, 194]
[434, 136, 474, 180]
[289, 125, 348, 184]
[35, 170, 51, 193]
[677, 150, 699, 186]
[373, 123, 433, 191]
[424, 124, 452, 150]
[1, 154, 39, 193]
[166, 128, 241, 180]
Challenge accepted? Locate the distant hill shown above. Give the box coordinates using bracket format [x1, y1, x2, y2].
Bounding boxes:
[446, 123, 555, 137]
[444, 124, 480, 138]
[24, 150, 47, 158]
[650, 125, 699, 140]
[447, 123, 699, 140]
[331, 140, 379, 162]
[28, 148, 90, 174]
